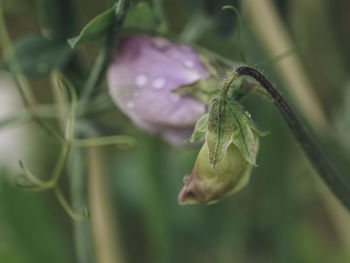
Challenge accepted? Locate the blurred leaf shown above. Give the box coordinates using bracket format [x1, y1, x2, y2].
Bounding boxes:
[207, 97, 258, 167]
[336, 81, 350, 149]
[0, 250, 24, 263]
[124, 2, 157, 31]
[36, 0, 76, 39]
[0, 173, 74, 263]
[67, 3, 117, 48]
[3, 34, 72, 78]
[2, 0, 33, 13]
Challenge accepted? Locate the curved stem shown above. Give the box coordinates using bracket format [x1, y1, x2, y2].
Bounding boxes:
[220, 72, 239, 98]
[233, 66, 350, 211]
[17, 142, 72, 191]
[53, 186, 87, 221]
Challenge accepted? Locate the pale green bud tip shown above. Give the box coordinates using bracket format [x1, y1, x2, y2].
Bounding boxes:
[178, 137, 259, 205]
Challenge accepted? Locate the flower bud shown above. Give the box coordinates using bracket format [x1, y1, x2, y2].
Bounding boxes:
[178, 134, 259, 205]
[107, 35, 211, 145]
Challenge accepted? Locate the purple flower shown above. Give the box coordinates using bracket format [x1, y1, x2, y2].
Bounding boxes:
[107, 35, 210, 145]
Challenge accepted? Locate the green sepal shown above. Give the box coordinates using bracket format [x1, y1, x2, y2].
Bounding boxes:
[172, 78, 219, 104]
[249, 122, 270, 137]
[189, 113, 209, 143]
[207, 97, 259, 167]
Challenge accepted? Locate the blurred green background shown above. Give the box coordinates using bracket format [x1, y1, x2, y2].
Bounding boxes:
[1, 0, 350, 262]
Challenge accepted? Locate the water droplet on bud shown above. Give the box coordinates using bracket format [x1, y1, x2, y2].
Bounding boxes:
[126, 101, 134, 109]
[135, 74, 148, 87]
[184, 60, 194, 68]
[152, 78, 165, 89]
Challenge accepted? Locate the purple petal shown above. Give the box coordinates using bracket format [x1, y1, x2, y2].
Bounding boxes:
[107, 35, 210, 144]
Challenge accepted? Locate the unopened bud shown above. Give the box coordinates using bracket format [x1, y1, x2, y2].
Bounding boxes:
[107, 35, 213, 145]
[178, 134, 259, 205]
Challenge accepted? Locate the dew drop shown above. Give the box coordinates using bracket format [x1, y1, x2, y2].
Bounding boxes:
[126, 101, 134, 109]
[245, 111, 251, 118]
[152, 78, 165, 89]
[135, 74, 148, 87]
[184, 60, 194, 68]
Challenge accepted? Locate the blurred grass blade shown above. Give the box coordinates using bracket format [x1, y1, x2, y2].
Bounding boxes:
[73, 135, 137, 149]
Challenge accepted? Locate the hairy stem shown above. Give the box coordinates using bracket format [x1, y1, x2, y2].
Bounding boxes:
[235, 66, 350, 211]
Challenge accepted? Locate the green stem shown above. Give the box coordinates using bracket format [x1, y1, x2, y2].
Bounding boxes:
[34, 118, 65, 143]
[68, 149, 94, 263]
[0, 4, 35, 107]
[79, 46, 107, 108]
[220, 71, 239, 98]
[18, 142, 71, 190]
[140, 136, 173, 263]
[51, 143, 72, 184]
[53, 186, 87, 221]
[88, 147, 124, 263]
[73, 135, 136, 148]
[234, 66, 350, 211]
[0, 109, 32, 129]
[0, 93, 115, 131]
